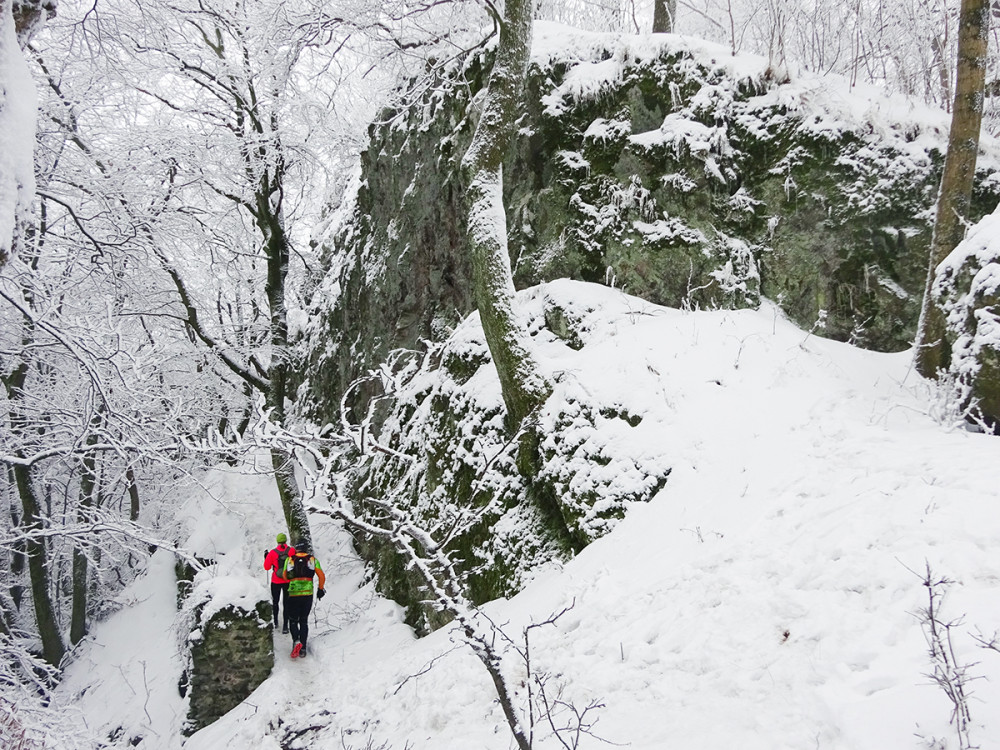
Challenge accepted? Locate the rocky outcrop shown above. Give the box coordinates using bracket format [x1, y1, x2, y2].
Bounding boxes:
[299, 24, 1000, 623]
[341, 282, 674, 635]
[183, 600, 273, 735]
[177, 565, 274, 736]
[302, 24, 1000, 424]
[933, 207, 1000, 428]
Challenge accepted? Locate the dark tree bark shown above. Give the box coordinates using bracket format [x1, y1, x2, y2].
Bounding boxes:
[4, 360, 66, 667]
[257, 147, 311, 549]
[70, 443, 98, 645]
[915, 0, 991, 377]
[12, 0, 55, 44]
[126, 465, 140, 522]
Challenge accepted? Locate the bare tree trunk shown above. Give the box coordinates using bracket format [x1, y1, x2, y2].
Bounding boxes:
[8, 491, 25, 611]
[932, 34, 953, 111]
[13, 464, 64, 667]
[652, 0, 676, 32]
[259, 158, 311, 549]
[126, 465, 140, 522]
[460, 0, 550, 432]
[4, 355, 66, 667]
[914, 0, 990, 377]
[70, 445, 98, 645]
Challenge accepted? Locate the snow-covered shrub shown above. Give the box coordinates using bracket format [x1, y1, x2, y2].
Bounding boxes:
[0, 699, 44, 750]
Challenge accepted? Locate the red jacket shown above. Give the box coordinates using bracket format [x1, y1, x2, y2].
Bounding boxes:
[264, 543, 296, 584]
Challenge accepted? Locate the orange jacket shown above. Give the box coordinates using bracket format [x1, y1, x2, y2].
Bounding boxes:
[283, 553, 326, 596]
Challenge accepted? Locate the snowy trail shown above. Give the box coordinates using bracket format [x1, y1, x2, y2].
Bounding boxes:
[58, 282, 1000, 750]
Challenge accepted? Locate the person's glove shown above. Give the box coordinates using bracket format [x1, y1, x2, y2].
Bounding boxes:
[317, 588, 326, 600]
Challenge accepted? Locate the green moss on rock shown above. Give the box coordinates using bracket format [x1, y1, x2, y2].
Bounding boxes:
[299, 31, 1000, 628]
[184, 600, 273, 736]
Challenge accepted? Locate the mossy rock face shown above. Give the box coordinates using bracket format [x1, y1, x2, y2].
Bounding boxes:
[302, 28, 1000, 426]
[337, 287, 672, 634]
[934, 209, 1000, 428]
[184, 601, 273, 736]
[299, 27, 1000, 620]
[343, 373, 568, 635]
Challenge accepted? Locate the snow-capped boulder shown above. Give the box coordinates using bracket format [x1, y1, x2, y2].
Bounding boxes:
[932, 207, 1000, 427]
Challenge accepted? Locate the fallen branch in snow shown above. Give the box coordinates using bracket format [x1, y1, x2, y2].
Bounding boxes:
[337, 730, 403, 750]
[391, 643, 465, 696]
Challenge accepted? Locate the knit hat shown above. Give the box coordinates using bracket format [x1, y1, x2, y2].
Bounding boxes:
[276, 533, 287, 543]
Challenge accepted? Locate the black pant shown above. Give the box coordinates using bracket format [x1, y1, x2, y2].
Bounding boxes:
[270, 581, 290, 628]
[286, 595, 313, 647]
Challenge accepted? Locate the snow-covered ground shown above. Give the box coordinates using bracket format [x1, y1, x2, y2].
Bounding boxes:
[58, 280, 1000, 749]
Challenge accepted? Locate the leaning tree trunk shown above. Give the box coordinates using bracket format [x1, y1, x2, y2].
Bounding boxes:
[460, 0, 550, 432]
[915, 0, 990, 378]
[4, 355, 66, 667]
[12, 461, 64, 666]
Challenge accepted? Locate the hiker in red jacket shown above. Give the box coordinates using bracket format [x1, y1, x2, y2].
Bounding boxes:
[263, 533, 296, 633]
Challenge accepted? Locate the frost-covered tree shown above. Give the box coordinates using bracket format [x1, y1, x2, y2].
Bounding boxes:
[2, 0, 248, 687]
[0, 0, 46, 266]
[460, 0, 550, 432]
[73, 0, 379, 548]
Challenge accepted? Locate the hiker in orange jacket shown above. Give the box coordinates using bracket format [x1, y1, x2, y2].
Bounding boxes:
[282, 540, 326, 659]
[263, 533, 296, 633]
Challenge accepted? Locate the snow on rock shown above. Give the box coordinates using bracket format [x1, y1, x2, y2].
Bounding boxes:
[933, 205, 1000, 425]
[59, 279, 1000, 750]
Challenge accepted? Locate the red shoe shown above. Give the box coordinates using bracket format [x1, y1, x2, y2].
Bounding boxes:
[290, 642, 302, 659]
